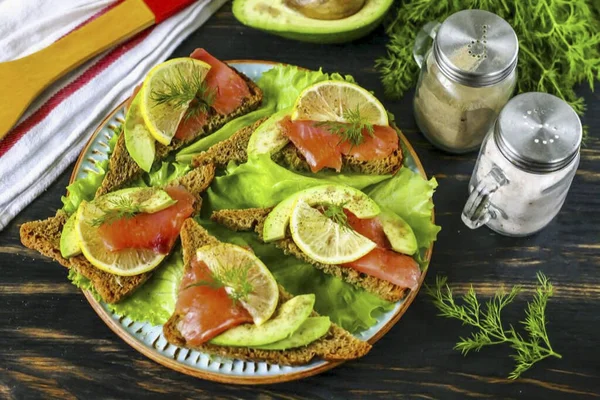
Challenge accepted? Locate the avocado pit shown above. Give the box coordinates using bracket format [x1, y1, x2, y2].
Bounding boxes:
[285, 0, 366, 20]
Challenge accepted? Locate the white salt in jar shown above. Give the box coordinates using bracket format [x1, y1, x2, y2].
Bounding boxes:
[413, 10, 518, 153]
[461, 93, 582, 236]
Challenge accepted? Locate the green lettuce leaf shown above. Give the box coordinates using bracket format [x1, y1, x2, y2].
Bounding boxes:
[146, 161, 190, 187]
[67, 269, 101, 302]
[198, 219, 393, 333]
[256, 65, 354, 113]
[367, 168, 441, 250]
[206, 153, 390, 212]
[175, 65, 355, 163]
[106, 249, 185, 325]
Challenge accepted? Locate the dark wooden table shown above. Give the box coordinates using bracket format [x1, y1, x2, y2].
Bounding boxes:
[2, 3, 599, 399]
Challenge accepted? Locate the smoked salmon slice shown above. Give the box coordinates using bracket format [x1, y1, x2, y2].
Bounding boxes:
[174, 49, 251, 140]
[175, 258, 252, 345]
[338, 125, 399, 161]
[98, 186, 195, 254]
[279, 116, 399, 173]
[190, 48, 251, 115]
[174, 106, 208, 141]
[280, 117, 343, 172]
[343, 211, 420, 290]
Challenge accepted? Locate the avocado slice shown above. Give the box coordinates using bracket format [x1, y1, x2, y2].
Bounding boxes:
[232, 0, 394, 44]
[379, 208, 418, 256]
[124, 91, 156, 173]
[253, 316, 331, 350]
[210, 294, 315, 347]
[247, 108, 291, 156]
[60, 213, 81, 258]
[95, 187, 177, 214]
[263, 184, 380, 242]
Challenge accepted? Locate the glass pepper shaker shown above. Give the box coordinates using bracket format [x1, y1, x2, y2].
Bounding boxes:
[413, 9, 518, 153]
[461, 92, 582, 236]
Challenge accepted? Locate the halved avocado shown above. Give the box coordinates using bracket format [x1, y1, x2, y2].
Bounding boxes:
[232, 0, 394, 44]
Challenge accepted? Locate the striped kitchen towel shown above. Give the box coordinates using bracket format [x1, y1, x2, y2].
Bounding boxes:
[0, 0, 227, 230]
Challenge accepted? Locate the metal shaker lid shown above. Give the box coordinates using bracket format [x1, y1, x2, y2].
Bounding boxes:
[494, 92, 582, 173]
[434, 9, 518, 87]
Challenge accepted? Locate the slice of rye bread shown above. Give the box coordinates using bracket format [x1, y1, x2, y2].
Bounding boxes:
[192, 117, 268, 167]
[162, 218, 371, 365]
[211, 208, 407, 303]
[192, 118, 403, 176]
[20, 164, 216, 304]
[96, 70, 262, 197]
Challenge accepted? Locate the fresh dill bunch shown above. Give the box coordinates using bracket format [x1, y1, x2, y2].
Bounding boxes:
[185, 262, 254, 304]
[377, 0, 600, 117]
[319, 202, 351, 230]
[151, 64, 215, 121]
[425, 272, 562, 379]
[315, 106, 375, 146]
[91, 196, 142, 226]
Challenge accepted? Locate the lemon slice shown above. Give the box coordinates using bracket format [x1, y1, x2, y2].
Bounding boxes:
[139, 58, 211, 145]
[75, 201, 165, 276]
[196, 243, 278, 325]
[289, 200, 376, 265]
[291, 81, 388, 126]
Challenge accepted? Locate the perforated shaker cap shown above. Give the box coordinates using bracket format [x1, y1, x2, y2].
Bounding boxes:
[434, 9, 518, 87]
[494, 93, 582, 173]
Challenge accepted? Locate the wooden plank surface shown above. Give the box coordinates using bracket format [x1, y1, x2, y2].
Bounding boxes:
[1, 3, 599, 399]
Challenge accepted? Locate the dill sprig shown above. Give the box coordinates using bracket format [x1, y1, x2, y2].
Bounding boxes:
[425, 272, 562, 379]
[185, 262, 254, 304]
[91, 196, 142, 227]
[151, 64, 215, 121]
[377, 0, 600, 119]
[319, 202, 351, 230]
[315, 106, 375, 146]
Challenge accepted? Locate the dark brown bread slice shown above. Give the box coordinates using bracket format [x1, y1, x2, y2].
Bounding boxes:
[19, 164, 216, 304]
[96, 71, 262, 196]
[192, 117, 403, 176]
[192, 117, 268, 167]
[211, 208, 407, 303]
[162, 219, 371, 365]
[20, 210, 151, 303]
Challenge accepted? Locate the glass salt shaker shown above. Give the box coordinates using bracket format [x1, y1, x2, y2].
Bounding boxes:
[413, 9, 518, 153]
[461, 92, 582, 236]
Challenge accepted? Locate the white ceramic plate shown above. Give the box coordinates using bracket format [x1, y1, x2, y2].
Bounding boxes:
[72, 61, 433, 384]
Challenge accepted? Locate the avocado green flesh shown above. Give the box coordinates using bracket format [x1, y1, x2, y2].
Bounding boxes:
[232, 0, 394, 44]
[379, 208, 418, 256]
[209, 294, 315, 347]
[94, 187, 177, 214]
[253, 316, 331, 350]
[60, 213, 81, 258]
[247, 108, 291, 156]
[124, 92, 155, 173]
[262, 184, 380, 242]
